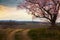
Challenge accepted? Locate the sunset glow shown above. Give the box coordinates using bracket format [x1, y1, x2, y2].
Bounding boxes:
[0, 5, 32, 21]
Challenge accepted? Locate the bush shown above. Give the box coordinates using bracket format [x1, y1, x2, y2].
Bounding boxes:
[28, 28, 60, 40]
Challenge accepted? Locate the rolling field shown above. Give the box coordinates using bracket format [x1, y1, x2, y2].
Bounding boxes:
[0, 21, 60, 40]
[0, 26, 60, 40]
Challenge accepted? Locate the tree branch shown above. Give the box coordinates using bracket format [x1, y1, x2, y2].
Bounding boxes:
[37, 3, 53, 20]
[32, 12, 51, 21]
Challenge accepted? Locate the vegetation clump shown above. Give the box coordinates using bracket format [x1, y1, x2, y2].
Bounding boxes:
[28, 28, 60, 40]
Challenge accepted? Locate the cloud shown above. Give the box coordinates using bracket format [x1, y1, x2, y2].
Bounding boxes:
[0, 5, 32, 21]
[0, 0, 25, 7]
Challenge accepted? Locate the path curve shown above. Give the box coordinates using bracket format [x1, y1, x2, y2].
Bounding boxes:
[7, 29, 31, 40]
[21, 29, 31, 40]
[7, 29, 23, 40]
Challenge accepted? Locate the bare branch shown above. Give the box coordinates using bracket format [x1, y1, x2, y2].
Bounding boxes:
[32, 12, 51, 21]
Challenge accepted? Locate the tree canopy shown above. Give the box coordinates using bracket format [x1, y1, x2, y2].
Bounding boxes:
[18, 0, 60, 25]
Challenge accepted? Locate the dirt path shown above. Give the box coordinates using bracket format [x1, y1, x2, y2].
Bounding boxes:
[21, 29, 31, 40]
[7, 29, 31, 40]
[7, 29, 23, 40]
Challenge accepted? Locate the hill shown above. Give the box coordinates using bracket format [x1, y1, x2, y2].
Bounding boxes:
[0, 20, 50, 29]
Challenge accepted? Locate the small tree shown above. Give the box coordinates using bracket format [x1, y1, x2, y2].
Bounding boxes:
[18, 0, 60, 26]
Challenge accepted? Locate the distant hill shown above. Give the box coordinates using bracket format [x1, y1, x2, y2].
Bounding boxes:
[0, 20, 50, 25]
[0, 20, 51, 29]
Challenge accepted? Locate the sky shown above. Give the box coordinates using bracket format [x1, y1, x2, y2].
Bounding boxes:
[0, 0, 33, 21]
[0, 0, 60, 22]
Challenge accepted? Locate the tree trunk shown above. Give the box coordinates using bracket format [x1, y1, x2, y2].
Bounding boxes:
[49, 18, 57, 30]
[51, 14, 57, 26]
[49, 20, 57, 30]
[50, 14, 57, 27]
[51, 20, 56, 26]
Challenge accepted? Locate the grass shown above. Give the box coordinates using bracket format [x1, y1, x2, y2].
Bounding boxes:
[28, 27, 60, 40]
[0, 28, 16, 40]
[0, 29, 7, 40]
[0, 26, 60, 40]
